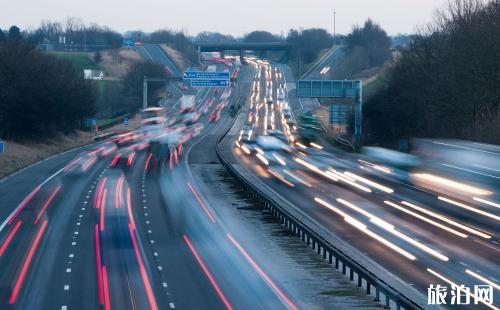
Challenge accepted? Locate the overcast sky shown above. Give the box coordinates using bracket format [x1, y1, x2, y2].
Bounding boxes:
[2, 0, 448, 36]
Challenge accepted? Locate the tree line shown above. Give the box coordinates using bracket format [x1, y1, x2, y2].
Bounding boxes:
[333, 19, 392, 78]
[0, 31, 96, 140]
[20, 18, 123, 48]
[364, 0, 500, 145]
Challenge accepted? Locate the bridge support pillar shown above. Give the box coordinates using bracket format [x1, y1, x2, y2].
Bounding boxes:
[353, 83, 363, 147]
[239, 49, 245, 63]
[220, 50, 225, 58]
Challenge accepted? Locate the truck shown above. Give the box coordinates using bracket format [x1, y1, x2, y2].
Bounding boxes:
[181, 95, 195, 113]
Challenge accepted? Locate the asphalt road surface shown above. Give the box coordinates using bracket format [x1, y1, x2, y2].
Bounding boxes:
[232, 59, 500, 309]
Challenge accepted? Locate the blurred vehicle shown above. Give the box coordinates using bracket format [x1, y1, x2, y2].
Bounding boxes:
[65, 153, 98, 174]
[93, 142, 117, 158]
[113, 132, 140, 147]
[141, 107, 166, 120]
[266, 97, 273, 104]
[209, 110, 221, 123]
[189, 123, 204, 138]
[240, 124, 253, 142]
[148, 132, 182, 170]
[267, 130, 287, 142]
[362, 147, 420, 169]
[277, 93, 285, 101]
[296, 115, 322, 143]
[111, 149, 136, 168]
[181, 95, 195, 113]
[183, 112, 200, 125]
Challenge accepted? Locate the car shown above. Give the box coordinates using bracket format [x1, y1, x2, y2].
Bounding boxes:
[209, 110, 221, 122]
[111, 149, 136, 168]
[267, 130, 287, 142]
[183, 112, 200, 125]
[266, 97, 274, 104]
[277, 93, 285, 101]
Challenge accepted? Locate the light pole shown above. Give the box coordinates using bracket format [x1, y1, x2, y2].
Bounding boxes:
[333, 11, 336, 44]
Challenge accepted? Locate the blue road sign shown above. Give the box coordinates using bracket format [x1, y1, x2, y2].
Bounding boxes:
[91, 119, 97, 127]
[124, 117, 129, 126]
[124, 39, 135, 47]
[183, 71, 230, 80]
[0, 141, 4, 154]
[191, 79, 230, 87]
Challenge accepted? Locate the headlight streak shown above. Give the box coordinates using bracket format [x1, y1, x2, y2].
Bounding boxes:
[314, 198, 416, 260]
[401, 200, 491, 239]
[438, 196, 500, 222]
[383, 201, 468, 238]
[427, 268, 500, 310]
[337, 199, 449, 261]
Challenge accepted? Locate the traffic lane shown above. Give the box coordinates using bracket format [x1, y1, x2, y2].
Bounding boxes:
[0, 142, 101, 234]
[233, 148, 499, 299]
[304, 46, 346, 80]
[140, 157, 225, 309]
[140, 44, 182, 77]
[248, 62, 496, 302]
[283, 144, 500, 236]
[2, 158, 110, 309]
[154, 157, 292, 308]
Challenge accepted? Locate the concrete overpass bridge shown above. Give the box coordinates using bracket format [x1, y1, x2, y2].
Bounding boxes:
[196, 42, 291, 62]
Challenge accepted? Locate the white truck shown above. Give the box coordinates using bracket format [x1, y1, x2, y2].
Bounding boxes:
[181, 95, 195, 113]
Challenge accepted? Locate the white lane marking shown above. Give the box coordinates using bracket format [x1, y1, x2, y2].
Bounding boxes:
[442, 163, 500, 180]
[433, 141, 500, 156]
[472, 164, 500, 173]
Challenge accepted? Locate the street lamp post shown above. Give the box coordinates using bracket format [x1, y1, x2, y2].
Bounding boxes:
[333, 11, 336, 44]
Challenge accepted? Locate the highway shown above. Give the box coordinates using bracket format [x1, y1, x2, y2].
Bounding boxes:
[231, 58, 500, 309]
[0, 51, 498, 309]
[302, 45, 346, 80]
[0, 61, 309, 309]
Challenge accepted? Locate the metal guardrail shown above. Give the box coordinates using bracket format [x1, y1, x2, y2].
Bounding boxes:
[215, 113, 423, 310]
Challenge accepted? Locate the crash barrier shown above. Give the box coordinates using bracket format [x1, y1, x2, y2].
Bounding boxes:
[215, 116, 422, 310]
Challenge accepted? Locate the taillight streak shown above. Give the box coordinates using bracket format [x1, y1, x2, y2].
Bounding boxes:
[34, 186, 62, 225]
[187, 183, 216, 224]
[9, 219, 48, 304]
[0, 221, 23, 256]
[129, 224, 158, 310]
[145, 153, 153, 172]
[183, 235, 232, 310]
[94, 225, 104, 305]
[7, 186, 41, 226]
[227, 234, 298, 310]
[94, 177, 108, 209]
[100, 189, 108, 231]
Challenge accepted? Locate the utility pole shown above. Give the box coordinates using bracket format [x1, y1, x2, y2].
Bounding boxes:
[143, 76, 148, 109]
[333, 11, 336, 44]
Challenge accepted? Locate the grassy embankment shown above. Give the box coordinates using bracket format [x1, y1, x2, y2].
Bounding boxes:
[0, 49, 142, 179]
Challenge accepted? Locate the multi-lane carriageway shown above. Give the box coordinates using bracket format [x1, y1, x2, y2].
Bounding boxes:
[233, 58, 499, 309]
[0, 63, 315, 309]
[0, 55, 498, 309]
